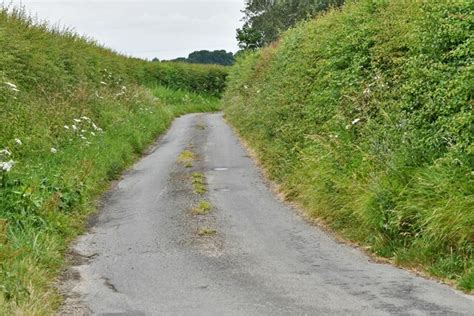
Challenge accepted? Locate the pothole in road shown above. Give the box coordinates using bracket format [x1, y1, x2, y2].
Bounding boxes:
[195, 123, 206, 130]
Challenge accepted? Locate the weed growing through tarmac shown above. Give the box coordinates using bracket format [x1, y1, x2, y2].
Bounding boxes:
[197, 228, 217, 236]
[192, 172, 206, 194]
[177, 150, 196, 168]
[192, 200, 212, 215]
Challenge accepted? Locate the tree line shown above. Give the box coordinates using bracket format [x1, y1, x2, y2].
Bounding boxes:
[237, 0, 345, 50]
[158, 50, 235, 66]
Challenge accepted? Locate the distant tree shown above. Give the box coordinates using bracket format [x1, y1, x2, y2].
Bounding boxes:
[237, 0, 345, 49]
[170, 50, 235, 66]
[188, 50, 235, 66]
[172, 57, 188, 63]
[152, 57, 160, 62]
[236, 25, 264, 50]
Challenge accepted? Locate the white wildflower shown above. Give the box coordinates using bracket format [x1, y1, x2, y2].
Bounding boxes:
[81, 116, 91, 121]
[81, 130, 86, 133]
[80, 135, 87, 140]
[92, 123, 100, 131]
[51, 148, 57, 154]
[15, 138, 22, 145]
[0, 149, 11, 156]
[352, 118, 361, 125]
[64, 125, 69, 130]
[73, 118, 81, 123]
[244, 85, 248, 89]
[100, 81, 107, 85]
[90, 131, 96, 136]
[72, 125, 78, 131]
[5, 82, 20, 92]
[0, 160, 15, 172]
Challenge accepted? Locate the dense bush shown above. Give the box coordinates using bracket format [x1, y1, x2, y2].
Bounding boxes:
[224, 0, 473, 291]
[0, 7, 221, 313]
[144, 61, 228, 96]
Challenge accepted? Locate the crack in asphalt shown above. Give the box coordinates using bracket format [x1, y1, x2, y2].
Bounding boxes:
[58, 113, 474, 315]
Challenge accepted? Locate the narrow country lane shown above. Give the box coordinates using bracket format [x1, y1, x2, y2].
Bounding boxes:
[60, 113, 474, 315]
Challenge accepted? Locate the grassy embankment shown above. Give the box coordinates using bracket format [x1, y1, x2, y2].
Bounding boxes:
[0, 7, 226, 314]
[224, 0, 473, 291]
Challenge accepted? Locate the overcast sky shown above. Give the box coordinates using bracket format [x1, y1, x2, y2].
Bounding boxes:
[9, 0, 245, 60]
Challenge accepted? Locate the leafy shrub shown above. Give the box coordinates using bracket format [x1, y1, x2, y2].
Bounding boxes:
[224, 0, 473, 290]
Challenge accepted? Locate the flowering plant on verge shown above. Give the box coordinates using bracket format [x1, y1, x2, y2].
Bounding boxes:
[0, 149, 14, 173]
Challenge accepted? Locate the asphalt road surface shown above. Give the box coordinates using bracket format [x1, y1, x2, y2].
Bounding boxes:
[61, 113, 474, 315]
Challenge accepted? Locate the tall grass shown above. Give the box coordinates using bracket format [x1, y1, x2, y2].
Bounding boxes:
[0, 6, 221, 314]
[224, 0, 473, 291]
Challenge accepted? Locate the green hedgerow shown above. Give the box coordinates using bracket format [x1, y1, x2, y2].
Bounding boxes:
[224, 0, 473, 291]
